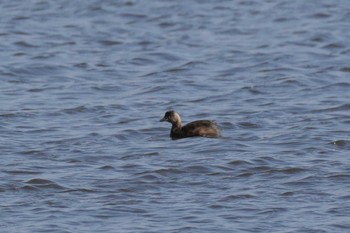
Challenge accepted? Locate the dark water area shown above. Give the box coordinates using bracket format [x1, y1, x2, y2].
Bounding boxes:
[1, 0, 350, 232]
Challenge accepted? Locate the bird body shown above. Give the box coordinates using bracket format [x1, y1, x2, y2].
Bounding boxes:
[160, 111, 220, 140]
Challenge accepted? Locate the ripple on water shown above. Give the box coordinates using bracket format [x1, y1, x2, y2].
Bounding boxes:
[24, 178, 66, 190]
[340, 67, 350, 72]
[219, 194, 256, 201]
[330, 140, 350, 148]
[3, 169, 42, 175]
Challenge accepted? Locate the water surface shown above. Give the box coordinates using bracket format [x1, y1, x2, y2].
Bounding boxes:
[1, 0, 350, 232]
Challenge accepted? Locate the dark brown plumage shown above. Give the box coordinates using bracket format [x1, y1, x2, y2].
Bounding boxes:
[160, 111, 221, 140]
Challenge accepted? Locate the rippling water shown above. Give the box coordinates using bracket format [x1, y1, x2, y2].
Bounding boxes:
[1, 0, 350, 232]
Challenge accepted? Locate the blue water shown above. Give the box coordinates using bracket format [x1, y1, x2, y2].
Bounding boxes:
[1, 1, 350, 232]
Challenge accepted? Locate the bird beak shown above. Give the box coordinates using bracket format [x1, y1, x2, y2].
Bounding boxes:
[160, 117, 167, 122]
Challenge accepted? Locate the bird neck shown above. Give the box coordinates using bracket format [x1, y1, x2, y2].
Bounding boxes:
[171, 121, 182, 129]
